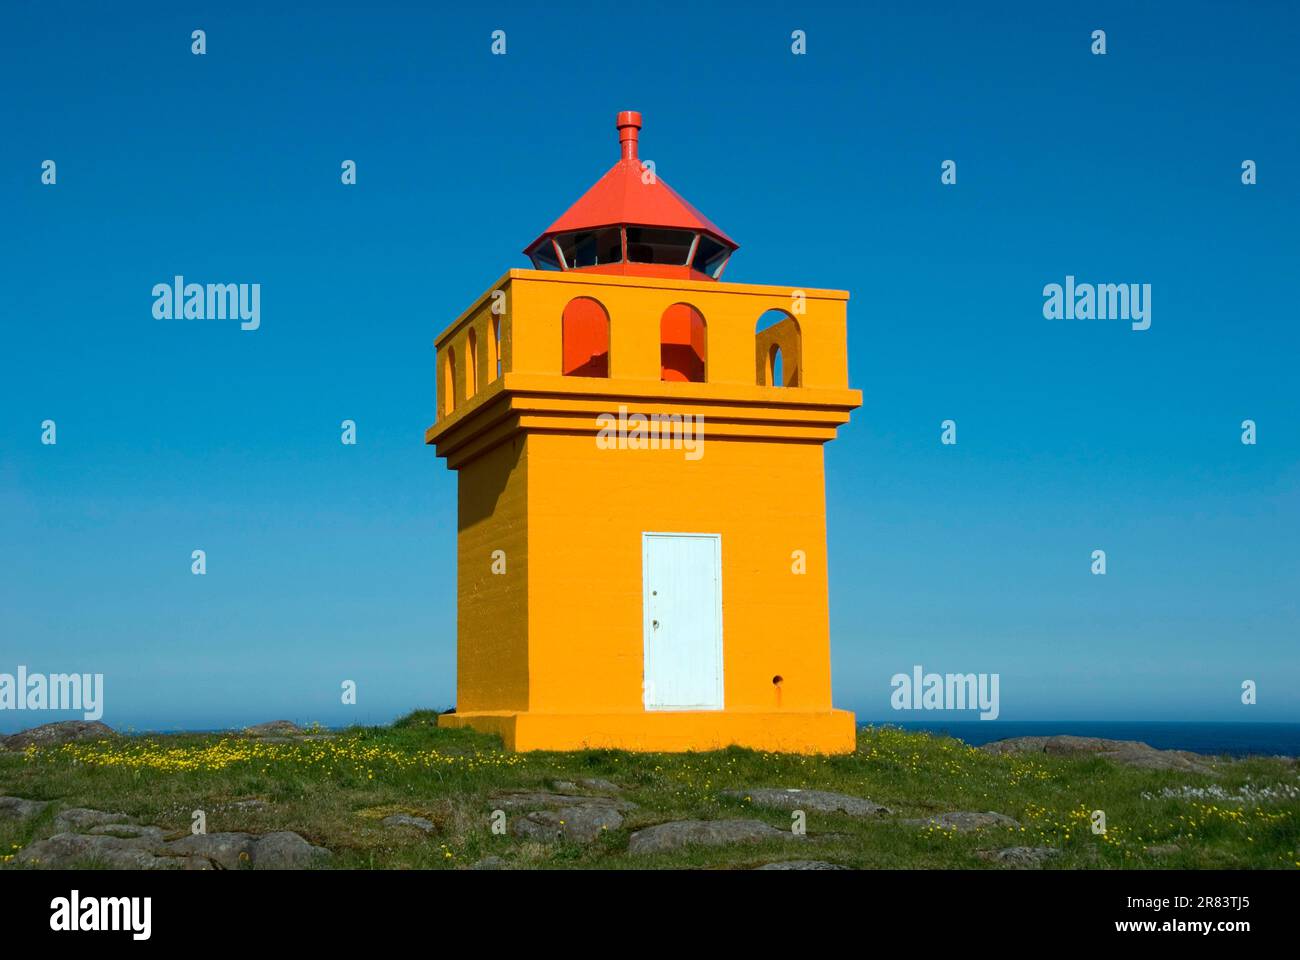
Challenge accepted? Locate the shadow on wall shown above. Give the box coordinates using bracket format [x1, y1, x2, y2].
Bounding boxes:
[458, 436, 523, 532]
[755, 309, 801, 387]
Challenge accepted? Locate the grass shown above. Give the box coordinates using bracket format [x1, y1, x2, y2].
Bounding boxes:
[2, 714, 1297, 869]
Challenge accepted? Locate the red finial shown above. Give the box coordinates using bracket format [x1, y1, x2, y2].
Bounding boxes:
[617, 110, 641, 161]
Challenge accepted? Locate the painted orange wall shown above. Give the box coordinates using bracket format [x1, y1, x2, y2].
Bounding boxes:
[455, 435, 530, 712]
[428, 269, 861, 753]
[525, 432, 832, 714]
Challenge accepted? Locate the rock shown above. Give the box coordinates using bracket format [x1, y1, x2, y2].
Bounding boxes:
[17, 833, 197, 870]
[975, 846, 1059, 867]
[53, 808, 134, 831]
[578, 778, 622, 793]
[0, 796, 52, 821]
[981, 736, 1218, 775]
[242, 720, 304, 737]
[18, 818, 330, 871]
[755, 860, 850, 870]
[511, 805, 623, 844]
[551, 778, 623, 795]
[489, 790, 636, 813]
[722, 788, 890, 818]
[1145, 843, 1181, 857]
[471, 855, 507, 870]
[227, 798, 268, 811]
[88, 824, 166, 842]
[2, 721, 115, 751]
[167, 832, 256, 869]
[250, 831, 331, 869]
[903, 811, 1021, 833]
[628, 819, 799, 855]
[381, 814, 436, 834]
[551, 778, 622, 795]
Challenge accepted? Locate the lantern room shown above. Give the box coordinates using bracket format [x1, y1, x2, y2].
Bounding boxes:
[524, 112, 736, 283]
[428, 111, 862, 754]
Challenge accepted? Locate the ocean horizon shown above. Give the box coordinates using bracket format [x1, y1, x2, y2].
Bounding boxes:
[867, 720, 1300, 758]
[8, 717, 1298, 760]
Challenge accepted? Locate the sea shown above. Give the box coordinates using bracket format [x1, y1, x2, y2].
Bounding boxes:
[864, 721, 1300, 758]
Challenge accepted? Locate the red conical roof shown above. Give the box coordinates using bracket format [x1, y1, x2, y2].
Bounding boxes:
[524, 112, 737, 278]
[537, 157, 735, 243]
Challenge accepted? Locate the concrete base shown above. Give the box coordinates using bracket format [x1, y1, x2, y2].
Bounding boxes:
[438, 708, 857, 754]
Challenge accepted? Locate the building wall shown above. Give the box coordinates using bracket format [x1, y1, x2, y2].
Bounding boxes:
[506, 270, 849, 389]
[435, 292, 510, 421]
[433, 269, 858, 724]
[432, 269, 851, 427]
[524, 431, 833, 715]
[455, 434, 530, 712]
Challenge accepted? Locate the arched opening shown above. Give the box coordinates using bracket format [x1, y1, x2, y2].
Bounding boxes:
[562, 297, 610, 377]
[466, 328, 478, 398]
[489, 313, 501, 381]
[443, 346, 457, 414]
[660, 303, 706, 382]
[755, 309, 801, 387]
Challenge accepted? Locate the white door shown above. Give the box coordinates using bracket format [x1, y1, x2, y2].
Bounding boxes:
[642, 532, 724, 710]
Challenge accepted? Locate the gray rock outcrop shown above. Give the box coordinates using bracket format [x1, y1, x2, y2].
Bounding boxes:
[903, 811, 1021, 832]
[2, 721, 115, 751]
[981, 736, 1218, 774]
[0, 796, 52, 821]
[511, 805, 623, 844]
[755, 860, 849, 870]
[722, 787, 890, 817]
[975, 846, 1059, 867]
[628, 819, 799, 855]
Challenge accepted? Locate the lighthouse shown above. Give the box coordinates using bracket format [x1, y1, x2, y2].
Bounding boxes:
[428, 112, 862, 753]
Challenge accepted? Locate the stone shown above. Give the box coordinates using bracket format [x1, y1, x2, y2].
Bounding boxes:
[628, 819, 799, 855]
[755, 860, 850, 870]
[88, 824, 166, 842]
[722, 788, 890, 817]
[489, 790, 636, 813]
[381, 814, 436, 834]
[903, 811, 1021, 832]
[578, 778, 622, 793]
[0, 796, 52, 821]
[975, 846, 1059, 867]
[250, 831, 331, 869]
[242, 720, 304, 737]
[551, 778, 622, 795]
[2, 721, 115, 751]
[17, 833, 197, 870]
[16, 818, 330, 871]
[510, 805, 623, 844]
[1145, 844, 1181, 857]
[53, 808, 134, 831]
[981, 736, 1217, 775]
[167, 832, 256, 869]
[227, 798, 268, 811]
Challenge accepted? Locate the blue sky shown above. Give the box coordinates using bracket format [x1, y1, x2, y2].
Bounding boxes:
[2, 1, 1297, 731]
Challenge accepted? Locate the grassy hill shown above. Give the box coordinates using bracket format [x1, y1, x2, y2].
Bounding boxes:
[2, 712, 1297, 869]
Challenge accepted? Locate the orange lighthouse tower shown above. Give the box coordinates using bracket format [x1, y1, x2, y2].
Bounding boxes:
[429, 112, 861, 753]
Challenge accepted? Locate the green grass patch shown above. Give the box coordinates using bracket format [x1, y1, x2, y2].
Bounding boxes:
[1, 720, 1296, 870]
